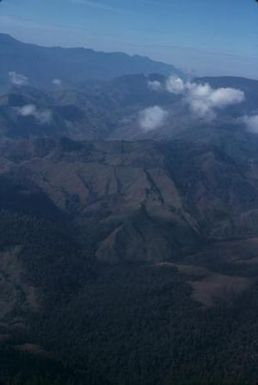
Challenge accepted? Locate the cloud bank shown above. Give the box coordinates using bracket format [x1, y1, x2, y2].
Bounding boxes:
[165, 76, 245, 120]
[242, 114, 258, 133]
[139, 106, 168, 132]
[15, 104, 52, 124]
[9, 71, 29, 86]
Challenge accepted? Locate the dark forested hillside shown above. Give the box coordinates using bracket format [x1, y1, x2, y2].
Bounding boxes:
[1, 134, 258, 384]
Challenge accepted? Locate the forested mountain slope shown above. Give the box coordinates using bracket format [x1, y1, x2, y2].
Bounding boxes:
[1, 135, 258, 384]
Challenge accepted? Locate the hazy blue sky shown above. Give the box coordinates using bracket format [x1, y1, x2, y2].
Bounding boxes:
[0, 0, 258, 78]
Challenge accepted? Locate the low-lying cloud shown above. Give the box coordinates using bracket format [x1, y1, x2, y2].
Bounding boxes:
[148, 80, 162, 91]
[15, 104, 52, 124]
[166, 76, 185, 94]
[139, 106, 168, 132]
[242, 114, 258, 133]
[9, 71, 29, 86]
[165, 76, 245, 120]
[52, 78, 62, 86]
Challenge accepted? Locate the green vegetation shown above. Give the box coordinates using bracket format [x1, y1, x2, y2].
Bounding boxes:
[1, 137, 258, 385]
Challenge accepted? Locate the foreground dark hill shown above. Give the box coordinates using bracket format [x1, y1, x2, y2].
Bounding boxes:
[0, 34, 179, 88]
[2, 134, 258, 384]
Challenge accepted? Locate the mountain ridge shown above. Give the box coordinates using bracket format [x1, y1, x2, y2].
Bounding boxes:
[0, 33, 180, 87]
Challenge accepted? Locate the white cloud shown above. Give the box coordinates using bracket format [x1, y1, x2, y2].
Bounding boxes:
[139, 106, 168, 132]
[242, 115, 258, 133]
[15, 104, 52, 125]
[52, 78, 62, 86]
[9, 71, 29, 87]
[165, 76, 245, 120]
[17, 104, 36, 116]
[166, 76, 186, 94]
[148, 80, 162, 91]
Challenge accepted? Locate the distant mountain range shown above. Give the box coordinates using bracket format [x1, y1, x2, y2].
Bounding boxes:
[0, 33, 180, 87]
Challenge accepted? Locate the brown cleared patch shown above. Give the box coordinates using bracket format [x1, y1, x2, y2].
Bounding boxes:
[157, 262, 252, 307]
[190, 274, 251, 307]
[15, 343, 53, 358]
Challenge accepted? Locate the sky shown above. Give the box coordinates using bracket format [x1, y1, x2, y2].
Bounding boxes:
[0, 0, 258, 78]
